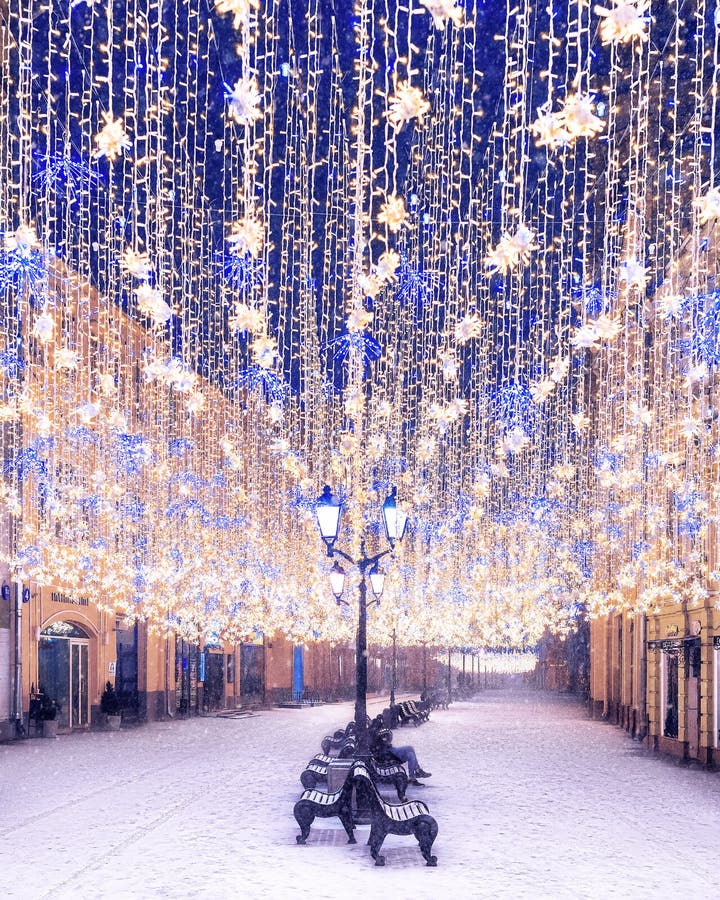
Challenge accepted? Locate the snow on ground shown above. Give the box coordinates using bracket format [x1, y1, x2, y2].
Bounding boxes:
[0, 689, 717, 899]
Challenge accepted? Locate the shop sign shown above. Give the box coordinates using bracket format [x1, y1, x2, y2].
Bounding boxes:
[666, 624, 679, 636]
[51, 591, 89, 606]
[714, 636, 720, 649]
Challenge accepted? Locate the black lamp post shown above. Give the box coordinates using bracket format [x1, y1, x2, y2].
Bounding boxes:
[389, 626, 397, 708]
[315, 485, 407, 755]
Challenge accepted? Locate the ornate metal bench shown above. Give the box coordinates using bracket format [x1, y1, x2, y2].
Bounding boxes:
[321, 721, 355, 755]
[351, 762, 438, 867]
[394, 700, 425, 726]
[293, 780, 356, 846]
[300, 754, 334, 789]
[301, 754, 408, 799]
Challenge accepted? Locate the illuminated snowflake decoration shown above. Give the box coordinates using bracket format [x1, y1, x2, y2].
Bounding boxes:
[420, 0, 463, 30]
[32, 152, 99, 199]
[494, 381, 542, 435]
[595, 0, 651, 46]
[220, 249, 264, 290]
[32, 309, 55, 343]
[619, 257, 649, 290]
[250, 334, 278, 368]
[54, 347, 79, 371]
[224, 77, 262, 126]
[375, 249, 401, 283]
[327, 330, 382, 366]
[93, 113, 131, 162]
[454, 313, 483, 343]
[0, 224, 48, 298]
[395, 253, 441, 304]
[386, 83, 430, 131]
[235, 365, 286, 402]
[346, 307, 373, 332]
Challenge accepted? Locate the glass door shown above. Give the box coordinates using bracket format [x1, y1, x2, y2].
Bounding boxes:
[70, 640, 89, 727]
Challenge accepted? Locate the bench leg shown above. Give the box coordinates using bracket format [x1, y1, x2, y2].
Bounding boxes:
[293, 802, 314, 844]
[414, 818, 438, 866]
[368, 824, 387, 866]
[338, 803, 356, 844]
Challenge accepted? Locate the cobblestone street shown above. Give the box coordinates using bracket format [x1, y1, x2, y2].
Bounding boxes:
[0, 690, 717, 899]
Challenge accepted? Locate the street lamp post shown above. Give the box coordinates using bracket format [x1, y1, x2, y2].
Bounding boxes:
[315, 486, 407, 755]
[390, 626, 397, 709]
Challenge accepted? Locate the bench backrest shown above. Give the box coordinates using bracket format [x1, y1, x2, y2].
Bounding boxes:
[351, 763, 430, 820]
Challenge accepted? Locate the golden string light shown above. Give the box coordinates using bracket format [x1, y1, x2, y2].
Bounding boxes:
[0, 1, 718, 650]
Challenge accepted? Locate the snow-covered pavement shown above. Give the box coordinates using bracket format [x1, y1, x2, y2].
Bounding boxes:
[0, 690, 717, 899]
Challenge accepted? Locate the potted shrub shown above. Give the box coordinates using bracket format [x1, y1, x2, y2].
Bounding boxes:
[36, 688, 60, 738]
[101, 681, 122, 730]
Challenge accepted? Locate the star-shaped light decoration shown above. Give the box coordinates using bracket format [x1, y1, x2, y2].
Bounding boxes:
[225, 77, 262, 126]
[228, 302, 265, 334]
[454, 312, 483, 343]
[438, 350, 460, 382]
[135, 284, 173, 325]
[215, 0, 260, 30]
[619, 257, 649, 290]
[346, 307, 373, 332]
[570, 323, 601, 351]
[591, 313, 622, 341]
[227, 216, 263, 258]
[375, 249, 401, 283]
[595, 0, 651, 46]
[530, 378, 556, 403]
[250, 334, 278, 368]
[377, 194, 410, 232]
[419, 0, 463, 30]
[485, 224, 538, 274]
[561, 94, 605, 140]
[121, 248, 152, 279]
[530, 108, 571, 151]
[693, 187, 720, 225]
[93, 113, 131, 162]
[386, 83, 430, 131]
[54, 347, 79, 371]
[31, 308, 55, 343]
[4, 223, 41, 254]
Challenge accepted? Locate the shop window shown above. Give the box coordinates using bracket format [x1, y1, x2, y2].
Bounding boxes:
[663, 652, 679, 739]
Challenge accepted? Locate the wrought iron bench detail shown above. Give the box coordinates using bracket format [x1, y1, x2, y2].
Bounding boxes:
[293, 781, 356, 846]
[352, 762, 438, 867]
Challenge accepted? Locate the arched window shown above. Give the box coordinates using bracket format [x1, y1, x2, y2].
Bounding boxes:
[41, 621, 89, 639]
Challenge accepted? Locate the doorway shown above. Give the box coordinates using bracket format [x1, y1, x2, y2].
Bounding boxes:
[38, 621, 91, 730]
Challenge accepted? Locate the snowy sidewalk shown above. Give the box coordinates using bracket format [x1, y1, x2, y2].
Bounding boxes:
[0, 690, 717, 899]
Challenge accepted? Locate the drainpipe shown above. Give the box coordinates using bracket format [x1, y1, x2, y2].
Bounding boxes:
[12, 579, 23, 735]
[637, 614, 648, 742]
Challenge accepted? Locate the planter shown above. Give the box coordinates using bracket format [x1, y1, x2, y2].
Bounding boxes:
[42, 719, 58, 738]
[105, 714, 122, 731]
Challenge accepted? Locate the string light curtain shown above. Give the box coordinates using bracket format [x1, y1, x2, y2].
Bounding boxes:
[1, 0, 719, 649]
